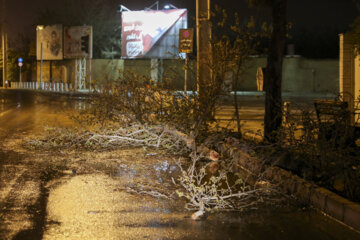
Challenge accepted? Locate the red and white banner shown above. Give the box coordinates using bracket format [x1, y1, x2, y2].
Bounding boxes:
[121, 9, 187, 59]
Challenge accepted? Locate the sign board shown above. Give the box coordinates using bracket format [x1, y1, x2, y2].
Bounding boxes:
[179, 28, 193, 53]
[18, 58, 23, 63]
[64, 26, 93, 59]
[36, 24, 63, 60]
[18, 62, 23, 67]
[121, 9, 187, 59]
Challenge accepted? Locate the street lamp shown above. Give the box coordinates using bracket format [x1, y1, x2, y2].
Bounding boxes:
[2, 0, 7, 88]
[36, 25, 44, 89]
[164, 3, 178, 9]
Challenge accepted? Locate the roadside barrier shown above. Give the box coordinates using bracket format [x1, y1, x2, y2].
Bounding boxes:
[9, 82, 73, 93]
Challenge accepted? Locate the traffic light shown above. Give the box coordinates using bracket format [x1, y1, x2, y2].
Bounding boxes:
[81, 35, 89, 54]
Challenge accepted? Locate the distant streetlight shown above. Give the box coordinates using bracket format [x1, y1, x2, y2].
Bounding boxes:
[164, 3, 177, 9]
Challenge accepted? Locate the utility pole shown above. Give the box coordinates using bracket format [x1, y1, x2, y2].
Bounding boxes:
[264, 0, 287, 142]
[196, 0, 211, 95]
[1, 0, 7, 88]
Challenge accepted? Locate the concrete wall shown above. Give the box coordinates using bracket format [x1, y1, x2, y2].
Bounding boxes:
[91, 59, 124, 86]
[240, 57, 338, 94]
[298, 59, 339, 93]
[32, 57, 339, 95]
[162, 59, 197, 90]
[123, 59, 150, 78]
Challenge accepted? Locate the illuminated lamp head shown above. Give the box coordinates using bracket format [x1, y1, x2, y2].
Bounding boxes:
[163, 3, 177, 9]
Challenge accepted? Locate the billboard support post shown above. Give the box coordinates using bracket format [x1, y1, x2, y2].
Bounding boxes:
[151, 59, 163, 83]
[150, 59, 157, 82]
[75, 58, 86, 90]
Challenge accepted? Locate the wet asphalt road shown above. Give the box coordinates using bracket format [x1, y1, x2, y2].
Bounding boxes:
[1, 89, 360, 240]
[0, 90, 79, 239]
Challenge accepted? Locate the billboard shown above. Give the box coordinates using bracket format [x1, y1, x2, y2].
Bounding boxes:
[36, 24, 63, 60]
[121, 9, 187, 59]
[64, 26, 93, 59]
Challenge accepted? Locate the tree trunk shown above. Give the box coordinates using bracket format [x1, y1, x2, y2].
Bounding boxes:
[234, 62, 243, 138]
[264, 0, 287, 142]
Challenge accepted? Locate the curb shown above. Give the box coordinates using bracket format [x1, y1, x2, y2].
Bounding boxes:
[216, 142, 360, 232]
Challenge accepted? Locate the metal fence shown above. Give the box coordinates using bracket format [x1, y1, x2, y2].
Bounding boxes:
[10, 82, 74, 92]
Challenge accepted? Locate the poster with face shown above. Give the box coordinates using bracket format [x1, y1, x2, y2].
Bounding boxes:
[64, 26, 93, 59]
[36, 24, 63, 60]
[121, 9, 187, 59]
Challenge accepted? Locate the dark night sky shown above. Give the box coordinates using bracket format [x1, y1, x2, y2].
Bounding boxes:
[3, 0, 359, 58]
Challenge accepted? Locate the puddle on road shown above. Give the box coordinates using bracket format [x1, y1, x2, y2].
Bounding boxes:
[115, 159, 180, 186]
[41, 149, 360, 240]
[44, 170, 360, 240]
[43, 174, 184, 240]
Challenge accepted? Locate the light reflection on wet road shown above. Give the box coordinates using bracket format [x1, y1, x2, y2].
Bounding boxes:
[0, 89, 360, 240]
[0, 90, 79, 135]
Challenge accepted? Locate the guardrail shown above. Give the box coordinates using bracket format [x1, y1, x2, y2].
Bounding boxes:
[10, 82, 74, 92]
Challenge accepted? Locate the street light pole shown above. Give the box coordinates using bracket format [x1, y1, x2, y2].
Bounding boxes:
[1, 30, 5, 88]
[196, 0, 199, 93]
[1, 0, 7, 88]
[196, 0, 211, 95]
[36, 25, 44, 89]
